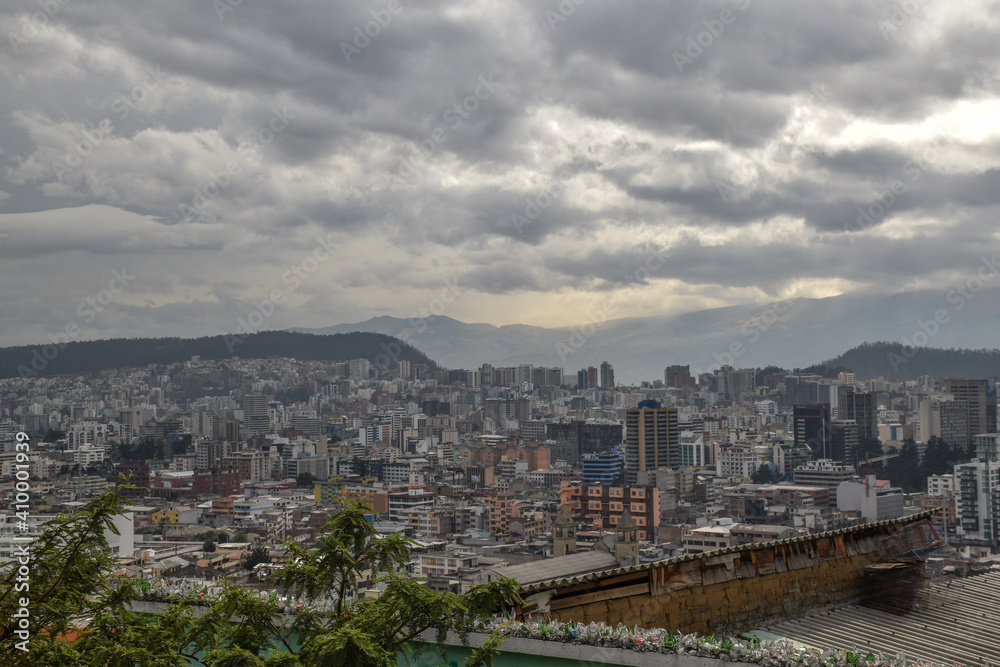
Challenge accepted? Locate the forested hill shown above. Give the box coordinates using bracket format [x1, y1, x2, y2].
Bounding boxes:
[813, 342, 1000, 381]
[0, 331, 435, 379]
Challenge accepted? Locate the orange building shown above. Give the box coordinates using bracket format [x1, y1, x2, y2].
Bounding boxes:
[558, 480, 659, 541]
[484, 491, 521, 533]
[498, 442, 551, 472]
[212, 495, 242, 518]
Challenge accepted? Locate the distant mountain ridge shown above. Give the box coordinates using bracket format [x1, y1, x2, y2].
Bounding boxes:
[816, 342, 1000, 381]
[0, 331, 434, 379]
[295, 287, 1000, 383]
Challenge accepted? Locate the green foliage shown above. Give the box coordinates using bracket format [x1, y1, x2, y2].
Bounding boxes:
[755, 365, 786, 385]
[858, 436, 883, 461]
[816, 341, 1000, 381]
[0, 489, 134, 664]
[0, 490, 522, 666]
[883, 440, 926, 492]
[278, 497, 412, 612]
[204, 541, 217, 553]
[793, 364, 849, 378]
[922, 436, 963, 476]
[751, 464, 775, 484]
[0, 331, 436, 380]
[242, 540, 271, 571]
[295, 472, 316, 489]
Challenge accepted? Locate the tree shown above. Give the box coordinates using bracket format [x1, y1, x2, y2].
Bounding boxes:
[884, 440, 924, 492]
[858, 436, 883, 461]
[1, 491, 520, 666]
[922, 436, 954, 476]
[751, 464, 774, 484]
[0, 490, 134, 664]
[242, 540, 271, 571]
[204, 540, 217, 553]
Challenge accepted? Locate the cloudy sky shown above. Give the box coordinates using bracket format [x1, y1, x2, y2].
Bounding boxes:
[1, 0, 999, 348]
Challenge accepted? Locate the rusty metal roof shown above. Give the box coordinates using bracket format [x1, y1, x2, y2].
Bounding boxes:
[520, 511, 936, 593]
[762, 569, 1000, 666]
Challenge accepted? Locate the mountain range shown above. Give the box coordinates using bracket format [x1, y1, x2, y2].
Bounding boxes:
[294, 287, 1000, 384]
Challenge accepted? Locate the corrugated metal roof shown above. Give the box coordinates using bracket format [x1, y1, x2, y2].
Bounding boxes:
[521, 512, 935, 593]
[761, 569, 1000, 666]
[495, 551, 619, 586]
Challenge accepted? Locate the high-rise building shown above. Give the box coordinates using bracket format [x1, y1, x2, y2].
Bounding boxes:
[793, 403, 831, 458]
[955, 434, 1000, 549]
[785, 375, 821, 406]
[577, 369, 589, 390]
[726, 368, 756, 402]
[587, 367, 598, 390]
[943, 379, 993, 449]
[193, 410, 219, 438]
[830, 419, 860, 464]
[836, 386, 877, 442]
[581, 449, 625, 483]
[600, 361, 615, 389]
[290, 411, 321, 437]
[625, 400, 678, 484]
[664, 365, 692, 389]
[195, 441, 232, 470]
[242, 393, 270, 436]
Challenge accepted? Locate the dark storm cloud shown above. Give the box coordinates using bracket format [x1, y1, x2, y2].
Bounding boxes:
[1, 0, 999, 342]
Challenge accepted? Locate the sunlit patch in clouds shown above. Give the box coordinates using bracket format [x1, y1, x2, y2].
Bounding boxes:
[0, 0, 998, 346]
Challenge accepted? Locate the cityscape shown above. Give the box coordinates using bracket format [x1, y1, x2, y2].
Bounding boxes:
[3, 0, 1000, 664]
[2, 350, 1000, 663]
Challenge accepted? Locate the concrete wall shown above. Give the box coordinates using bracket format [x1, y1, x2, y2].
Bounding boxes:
[521, 514, 937, 635]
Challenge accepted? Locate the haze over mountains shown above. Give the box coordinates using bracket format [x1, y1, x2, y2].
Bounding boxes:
[295, 287, 1000, 384]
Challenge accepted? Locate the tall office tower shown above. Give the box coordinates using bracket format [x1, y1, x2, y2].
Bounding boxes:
[793, 403, 831, 458]
[242, 393, 270, 436]
[577, 369, 589, 390]
[726, 368, 756, 402]
[546, 367, 564, 387]
[625, 400, 678, 484]
[193, 410, 219, 438]
[943, 379, 993, 446]
[587, 367, 598, 390]
[398, 360, 411, 380]
[497, 367, 518, 387]
[785, 375, 820, 406]
[600, 361, 615, 389]
[836, 386, 878, 441]
[195, 441, 232, 470]
[480, 363, 494, 387]
[830, 419, 860, 464]
[517, 364, 533, 386]
[664, 364, 691, 389]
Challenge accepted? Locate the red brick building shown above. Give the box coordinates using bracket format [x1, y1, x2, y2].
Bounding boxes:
[193, 468, 242, 496]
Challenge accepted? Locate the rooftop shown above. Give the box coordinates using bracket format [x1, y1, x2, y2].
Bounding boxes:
[491, 550, 618, 587]
[759, 569, 1000, 666]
